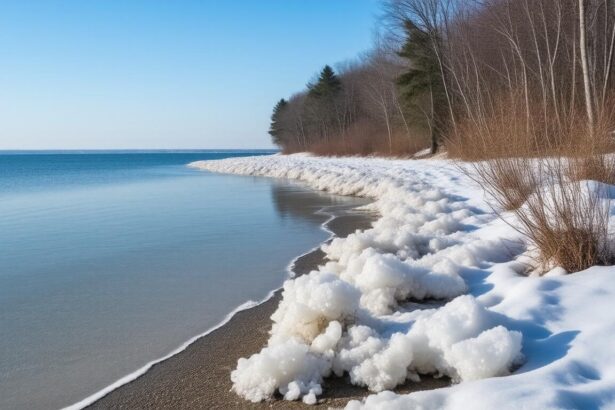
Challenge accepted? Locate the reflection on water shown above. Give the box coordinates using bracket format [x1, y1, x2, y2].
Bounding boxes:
[270, 181, 369, 224]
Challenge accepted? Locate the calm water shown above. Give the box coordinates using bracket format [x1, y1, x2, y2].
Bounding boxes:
[0, 151, 365, 410]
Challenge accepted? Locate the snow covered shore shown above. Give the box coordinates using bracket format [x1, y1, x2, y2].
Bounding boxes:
[190, 155, 615, 409]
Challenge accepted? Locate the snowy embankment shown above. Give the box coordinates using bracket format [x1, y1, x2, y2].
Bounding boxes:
[190, 155, 615, 409]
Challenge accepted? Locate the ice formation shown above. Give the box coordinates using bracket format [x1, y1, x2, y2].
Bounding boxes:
[191, 154, 615, 409]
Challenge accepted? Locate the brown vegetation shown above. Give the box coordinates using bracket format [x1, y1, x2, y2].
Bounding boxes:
[271, 0, 615, 273]
[466, 148, 614, 271]
[269, 55, 431, 157]
[415, 0, 615, 273]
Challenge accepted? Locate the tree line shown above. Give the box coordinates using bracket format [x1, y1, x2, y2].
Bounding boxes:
[269, 54, 423, 155]
[270, 0, 615, 158]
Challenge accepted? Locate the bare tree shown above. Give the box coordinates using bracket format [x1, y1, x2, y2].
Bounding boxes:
[579, 0, 595, 136]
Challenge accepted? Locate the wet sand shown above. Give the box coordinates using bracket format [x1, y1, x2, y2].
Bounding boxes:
[88, 211, 449, 409]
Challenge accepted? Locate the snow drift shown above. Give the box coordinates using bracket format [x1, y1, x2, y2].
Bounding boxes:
[190, 154, 615, 409]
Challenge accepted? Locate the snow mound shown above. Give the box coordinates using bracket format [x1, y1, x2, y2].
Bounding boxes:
[189, 154, 615, 409]
[447, 325, 522, 381]
[269, 271, 359, 345]
[190, 155, 522, 403]
[231, 339, 328, 403]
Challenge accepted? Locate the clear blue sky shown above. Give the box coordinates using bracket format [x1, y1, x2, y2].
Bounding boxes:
[0, 0, 381, 150]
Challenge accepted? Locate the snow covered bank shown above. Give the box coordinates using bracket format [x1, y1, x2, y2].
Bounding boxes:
[190, 155, 615, 409]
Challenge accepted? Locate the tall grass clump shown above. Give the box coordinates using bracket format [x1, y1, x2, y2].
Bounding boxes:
[514, 159, 612, 272]
[448, 75, 615, 273]
[464, 111, 615, 273]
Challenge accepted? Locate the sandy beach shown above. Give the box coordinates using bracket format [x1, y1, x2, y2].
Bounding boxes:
[87, 209, 449, 409]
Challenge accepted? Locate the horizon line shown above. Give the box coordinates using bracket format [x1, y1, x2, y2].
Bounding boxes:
[0, 148, 278, 153]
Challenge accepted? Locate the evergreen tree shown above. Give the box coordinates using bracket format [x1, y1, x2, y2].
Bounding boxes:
[305, 65, 343, 142]
[397, 20, 447, 154]
[269, 98, 288, 146]
[308, 65, 342, 99]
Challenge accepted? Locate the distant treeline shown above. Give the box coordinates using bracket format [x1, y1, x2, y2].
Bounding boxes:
[269, 53, 424, 156]
[269, 0, 615, 158]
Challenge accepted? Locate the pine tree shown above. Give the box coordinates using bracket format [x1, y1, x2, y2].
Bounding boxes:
[397, 20, 447, 154]
[308, 65, 342, 99]
[305, 65, 343, 142]
[269, 98, 288, 146]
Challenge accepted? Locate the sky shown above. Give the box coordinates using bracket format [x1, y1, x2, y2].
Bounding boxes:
[0, 0, 381, 150]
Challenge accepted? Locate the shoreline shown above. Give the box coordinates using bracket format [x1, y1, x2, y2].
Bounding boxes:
[71, 200, 375, 409]
[84, 206, 449, 409]
[66, 153, 615, 409]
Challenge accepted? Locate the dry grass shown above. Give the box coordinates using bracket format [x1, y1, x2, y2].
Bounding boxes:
[471, 156, 613, 273]
[288, 121, 429, 157]
[470, 158, 536, 211]
[454, 92, 615, 273]
[522, 160, 612, 272]
[568, 155, 615, 185]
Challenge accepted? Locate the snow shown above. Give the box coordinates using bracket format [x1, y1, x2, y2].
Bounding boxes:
[190, 154, 615, 409]
[230, 339, 328, 403]
[269, 271, 359, 345]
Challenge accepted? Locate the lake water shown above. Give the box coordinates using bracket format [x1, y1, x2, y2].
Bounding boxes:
[0, 151, 365, 410]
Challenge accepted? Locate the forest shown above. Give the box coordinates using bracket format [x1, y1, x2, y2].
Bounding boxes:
[268, 0, 615, 159]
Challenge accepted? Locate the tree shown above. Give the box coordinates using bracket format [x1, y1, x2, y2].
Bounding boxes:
[358, 49, 409, 154]
[306, 65, 344, 142]
[269, 98, 288, 146]
[397, 19, 447, 154]
[578, 0, 594, 138]
[308, 65, 342, 99]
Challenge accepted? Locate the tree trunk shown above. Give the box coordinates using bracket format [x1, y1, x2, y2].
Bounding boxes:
[430, 129, 438, 154]
[579, 0, 595, 137]
[429, 85, 438, 155]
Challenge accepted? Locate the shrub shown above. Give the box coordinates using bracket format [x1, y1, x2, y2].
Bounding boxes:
[472, 156, 613, 273]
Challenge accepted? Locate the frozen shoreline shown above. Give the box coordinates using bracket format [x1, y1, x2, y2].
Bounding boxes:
[78, 153, 615, 409]
[188, 154, 615, 409]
